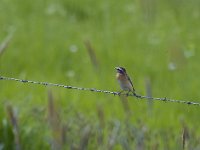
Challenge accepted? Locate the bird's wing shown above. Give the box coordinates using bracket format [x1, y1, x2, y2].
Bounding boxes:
[127, 75, 135, 91]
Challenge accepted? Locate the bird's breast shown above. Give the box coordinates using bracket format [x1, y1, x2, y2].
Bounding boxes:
[116, 73, 126, 80]
[116, 73, 133, 91]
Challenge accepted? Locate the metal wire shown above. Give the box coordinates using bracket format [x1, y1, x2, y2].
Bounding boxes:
[0, 75, 200, 106]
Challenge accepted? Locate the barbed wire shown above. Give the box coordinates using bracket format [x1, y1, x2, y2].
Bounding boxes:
[0, 75, 200, 106]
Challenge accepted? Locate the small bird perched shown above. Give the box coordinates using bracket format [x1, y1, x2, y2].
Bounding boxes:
[115, 67, 135, 95]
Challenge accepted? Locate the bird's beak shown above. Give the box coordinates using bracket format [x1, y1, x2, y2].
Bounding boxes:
[115, 67, 119, 70]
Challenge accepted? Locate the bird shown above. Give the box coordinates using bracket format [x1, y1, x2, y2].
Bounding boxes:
[115, 67, 135, 95]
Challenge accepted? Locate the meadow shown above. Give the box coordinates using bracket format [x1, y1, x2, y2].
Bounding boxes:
[0, 0, 200, 149]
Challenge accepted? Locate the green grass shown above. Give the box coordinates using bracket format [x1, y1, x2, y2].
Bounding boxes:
[1, 0, 200, 149]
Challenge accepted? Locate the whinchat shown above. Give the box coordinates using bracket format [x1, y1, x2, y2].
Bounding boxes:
[115, 67, 135, 94]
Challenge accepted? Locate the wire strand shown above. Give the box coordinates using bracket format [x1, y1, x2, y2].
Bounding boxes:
[0, 76, 200, 106]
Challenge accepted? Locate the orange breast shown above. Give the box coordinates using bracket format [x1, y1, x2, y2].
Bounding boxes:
[116, 73, 127, 81]
[116, 73, 133, 91]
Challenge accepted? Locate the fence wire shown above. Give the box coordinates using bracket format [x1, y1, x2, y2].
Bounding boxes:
[0, 76, 200, 106]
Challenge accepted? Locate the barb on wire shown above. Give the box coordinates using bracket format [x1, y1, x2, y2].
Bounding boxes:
[0, 75, 200, 106]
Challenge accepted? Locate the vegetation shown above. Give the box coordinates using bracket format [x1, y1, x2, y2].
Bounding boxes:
[0, 0, 200, 149]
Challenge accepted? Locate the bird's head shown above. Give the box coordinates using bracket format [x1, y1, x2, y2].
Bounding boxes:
[115, 67, 126, 74]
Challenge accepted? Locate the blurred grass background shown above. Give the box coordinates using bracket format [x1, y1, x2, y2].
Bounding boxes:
[0, 0, 200, 149]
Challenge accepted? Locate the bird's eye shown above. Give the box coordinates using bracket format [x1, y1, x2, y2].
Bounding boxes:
[119, 70, 124, 74]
